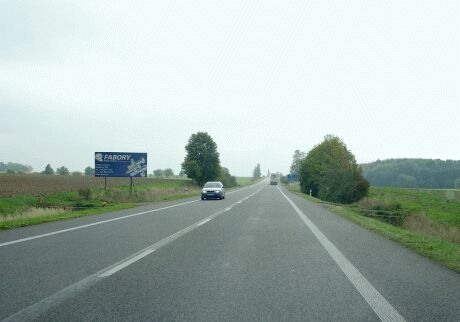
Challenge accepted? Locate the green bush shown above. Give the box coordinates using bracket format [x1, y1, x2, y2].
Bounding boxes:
[299, 135, 369, 204]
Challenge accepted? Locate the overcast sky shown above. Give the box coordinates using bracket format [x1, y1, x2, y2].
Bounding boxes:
[1, 1, 459, 176]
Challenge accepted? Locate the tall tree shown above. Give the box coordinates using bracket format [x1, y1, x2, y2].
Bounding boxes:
[182, 132, 221, 185]
[163, 168, 174, 178]
[84, 166, 95, 176]
[153, 169, 163, 178]
[56, 166, 69, 175]
[42, 164, 54, 175]
[252, 163, 261, 180]
[299, 135, 368, 203]
[290, 149, 306, 175]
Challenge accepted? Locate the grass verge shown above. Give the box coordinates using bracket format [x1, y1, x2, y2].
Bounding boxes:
[0, 203, 135, 230]
[0, 177, 200, 230]
[285, 184, 460, 273]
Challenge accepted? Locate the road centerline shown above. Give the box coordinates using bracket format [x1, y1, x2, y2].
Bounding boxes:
[2, 186, 266, 322]
[0, 181, 266, 248]
[278, 186, 406, 322]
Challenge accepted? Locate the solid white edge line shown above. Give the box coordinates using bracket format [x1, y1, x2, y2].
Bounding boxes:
[2, 186, 266, 322]
[0, 179, 268, 248]
[277, 186, 406, 322]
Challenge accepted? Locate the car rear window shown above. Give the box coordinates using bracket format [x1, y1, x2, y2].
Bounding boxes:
[204, 182, 221, 188]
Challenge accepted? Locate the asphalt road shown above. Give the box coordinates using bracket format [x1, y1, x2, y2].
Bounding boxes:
[0, 180, 459, 321]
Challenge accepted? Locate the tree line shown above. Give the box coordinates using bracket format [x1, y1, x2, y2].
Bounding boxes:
[0, 162, 33, 173]
[361, 159, 460, 189]
[3, 132, 254, 188]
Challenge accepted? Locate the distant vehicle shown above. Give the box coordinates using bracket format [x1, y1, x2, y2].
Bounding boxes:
[270, 174, 279, 185]
[201, 181, 225, 200]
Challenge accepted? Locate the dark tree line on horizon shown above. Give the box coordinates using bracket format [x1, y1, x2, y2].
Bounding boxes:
[361, 159, 460, 189]
[0, 162, 33, 173]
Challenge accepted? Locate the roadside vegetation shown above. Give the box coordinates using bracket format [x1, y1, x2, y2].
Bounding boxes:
[181, 131, 239, 188]
[297, 135, 369, 204]
[0, 132, 249, 230]
[287, 183, 460, 273]
[362, 159, 460, 189]
[0, 175, 200, 230]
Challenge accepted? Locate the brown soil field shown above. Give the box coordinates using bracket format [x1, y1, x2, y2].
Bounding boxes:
[0, 174, 163, 197]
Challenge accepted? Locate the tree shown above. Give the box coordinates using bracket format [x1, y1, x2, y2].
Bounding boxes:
[290, 149, 306, 175]
[153, 169, 163, 178]
[56, 166, 69, 175]
[84, 166, 95, 176]
[163, 168, 174, 178]
[252, 163, 261, 180]
[179, 170, 186, 177]
[182, 132, 221, 186]
[299, 135, 368, 204]
[42, 164, 54, 175]
[220, 167, 237, 188]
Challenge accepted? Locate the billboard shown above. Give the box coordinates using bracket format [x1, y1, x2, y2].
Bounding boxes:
[287, 173, 299, 182]
[95, 152, 147, 177]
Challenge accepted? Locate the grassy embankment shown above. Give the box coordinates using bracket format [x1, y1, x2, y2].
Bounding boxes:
[0, 174, 200, 230]
[287, 184, 460, 273]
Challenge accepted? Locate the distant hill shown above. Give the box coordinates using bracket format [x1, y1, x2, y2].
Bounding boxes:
[0, 162, 33, 173]
[361, 159, 460, 189]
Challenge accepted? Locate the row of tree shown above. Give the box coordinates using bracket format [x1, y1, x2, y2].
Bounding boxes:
[3, 132, 245, 188]
[361, 159, 460, 189]
[39, 164, 96, 176]
[152, 168, 175, 178]
[0, 162, 33, 173]
[292, 135, 369, 204]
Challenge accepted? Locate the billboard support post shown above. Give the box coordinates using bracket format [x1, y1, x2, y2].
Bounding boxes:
[129, 177, 137, 198]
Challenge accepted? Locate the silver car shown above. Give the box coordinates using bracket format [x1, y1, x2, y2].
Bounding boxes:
[201, 181, 225, 200]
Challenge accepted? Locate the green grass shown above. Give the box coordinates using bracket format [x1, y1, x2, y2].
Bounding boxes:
[235, 177, 254, 186]
[330, 205, 460, 273]
[0, 196, 37, 215]
[0, 203, 135, 230]
[0, 178, 200, 230]
[368, 187, 460, 226]
[286, 184, 460, 273]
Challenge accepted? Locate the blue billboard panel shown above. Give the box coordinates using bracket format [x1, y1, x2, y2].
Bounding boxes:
[95, 152, 147, 177]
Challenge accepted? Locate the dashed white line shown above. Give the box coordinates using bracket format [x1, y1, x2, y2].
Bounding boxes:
[0, 180, 267, 248]
[2, 186, 266, 322]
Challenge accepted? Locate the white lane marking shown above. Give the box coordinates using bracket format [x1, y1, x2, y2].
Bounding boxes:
[99, 248, 156, 278]
[2, 186, 266, 322]
[0, 200, 197, 248]
[197, 218, 212, 227]
[278, 186, 406, 322]
[0, 180, 267, 248]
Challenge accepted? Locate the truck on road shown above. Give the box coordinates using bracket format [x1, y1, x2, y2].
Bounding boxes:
[270, 173, 279, 185]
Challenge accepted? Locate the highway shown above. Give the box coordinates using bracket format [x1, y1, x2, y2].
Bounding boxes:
[0, 180, 459, 321]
